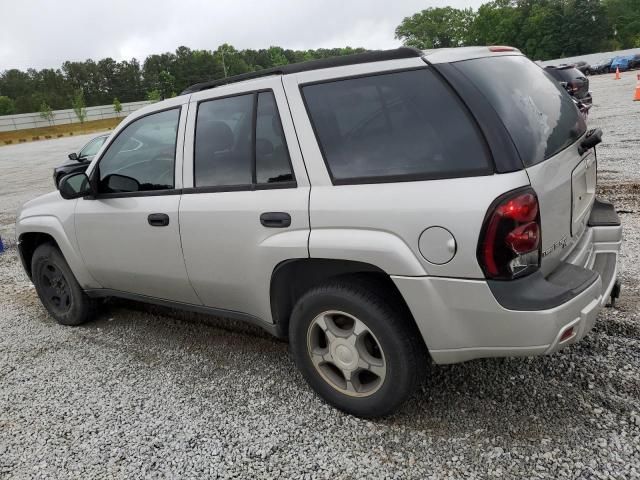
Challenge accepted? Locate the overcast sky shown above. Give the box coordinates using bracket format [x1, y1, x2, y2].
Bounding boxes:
[1, 0, 485, 71]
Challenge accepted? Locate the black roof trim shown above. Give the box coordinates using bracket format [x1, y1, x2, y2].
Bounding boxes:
[181, 47, 423, 94]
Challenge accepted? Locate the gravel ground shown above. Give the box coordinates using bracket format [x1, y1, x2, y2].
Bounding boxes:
[0, 72, 639, 479]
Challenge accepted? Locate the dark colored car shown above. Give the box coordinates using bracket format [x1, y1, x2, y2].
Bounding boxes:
[53, 134, 108, 187]
[544, 65, 592, 106]
[572, 60, 591, 74]
[629, 54, 640, 70]
[588, 58, 614, 75]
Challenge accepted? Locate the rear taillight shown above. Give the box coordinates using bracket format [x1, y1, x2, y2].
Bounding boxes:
[477, 188, 541, 280]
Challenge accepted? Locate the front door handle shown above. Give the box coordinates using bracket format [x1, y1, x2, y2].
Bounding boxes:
[260, 212, 291, 228]
[148, 213, 170, 227]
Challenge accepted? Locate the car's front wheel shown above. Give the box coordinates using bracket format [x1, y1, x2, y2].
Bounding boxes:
[289, 280, 427, 418]
[32, 243, 96, 326]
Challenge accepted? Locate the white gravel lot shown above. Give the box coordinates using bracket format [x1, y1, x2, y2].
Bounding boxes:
[0, 72, 639, 479]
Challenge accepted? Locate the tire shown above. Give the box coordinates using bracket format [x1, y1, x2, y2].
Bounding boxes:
[31, 243, 96, 326]
[289, 280, 427, 418]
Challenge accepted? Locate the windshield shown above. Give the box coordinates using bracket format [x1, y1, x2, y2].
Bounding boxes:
[454, 55, 586, 167]
[79, 136, 107, 159]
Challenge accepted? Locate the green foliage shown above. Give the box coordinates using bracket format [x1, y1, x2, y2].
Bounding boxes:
[113, 97, 122, 116]
[396, 0, 640, 60]
[0, 96, 15, 115]
[71, 89, 87, 123]
[0, 44, 366, 114]
[38, 101, 54, 125]
[604, 0, 640, 48]
[158, 71, 176, 99]
[395, 7, 477, 49]
[146, 89, 162, 102]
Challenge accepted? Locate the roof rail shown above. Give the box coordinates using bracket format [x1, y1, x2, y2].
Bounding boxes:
[180, 47, 423, 94]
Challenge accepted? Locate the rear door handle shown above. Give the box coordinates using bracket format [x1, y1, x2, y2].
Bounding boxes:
[260, 212, 291, 228]
[148, 213, 170, 227]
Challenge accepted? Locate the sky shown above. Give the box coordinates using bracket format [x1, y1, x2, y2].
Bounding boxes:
[0, 0, 485, 71]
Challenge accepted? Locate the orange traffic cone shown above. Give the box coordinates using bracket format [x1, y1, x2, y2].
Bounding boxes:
[634, 74, 640, 101]
[615, 67, 621, 80]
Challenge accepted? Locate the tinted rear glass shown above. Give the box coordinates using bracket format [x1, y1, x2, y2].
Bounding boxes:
[302, 69, 491, 184]
[455, 56, 586, 167]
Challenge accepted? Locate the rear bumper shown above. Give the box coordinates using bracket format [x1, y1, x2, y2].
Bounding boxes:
[393, 199, 622, 364]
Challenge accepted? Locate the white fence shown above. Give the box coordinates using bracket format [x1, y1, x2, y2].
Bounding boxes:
[0, 100, 153, 132]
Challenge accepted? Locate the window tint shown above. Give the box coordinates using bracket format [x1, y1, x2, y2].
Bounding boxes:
[195, 94, 253, 187]
[455, 56, 586, 167]
[256, 91, 293, 184]
[79, 136, 106, 159]
[97, 108, 179, 193]
[302, 69, 491, 183]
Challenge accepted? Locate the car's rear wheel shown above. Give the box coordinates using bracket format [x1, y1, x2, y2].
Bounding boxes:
[32, 243, 96, 326]
[289, 280, 427, 418]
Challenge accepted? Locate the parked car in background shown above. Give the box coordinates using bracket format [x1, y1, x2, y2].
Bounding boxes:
[544, 65, 592, 114]
[17, 47, 621, 417]
[53, 134, 109, 187]
[629, 54, 640, 70]
[572, 60, 590, 74]
[611, 55, 634, 72]
[588, 58, 614, 75]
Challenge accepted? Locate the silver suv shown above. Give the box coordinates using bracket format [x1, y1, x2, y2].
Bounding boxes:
[16, 47, 622, 417]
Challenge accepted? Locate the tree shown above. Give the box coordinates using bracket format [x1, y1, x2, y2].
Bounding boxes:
[39, 101, 54, 125]
[0, 96, 15, 115]
[146, 89, 162, 102]
[395, 7, 477, 49]
[113, 97, 122, 117]
[158, 70, 176, 99]
[71, 89, 87, 123]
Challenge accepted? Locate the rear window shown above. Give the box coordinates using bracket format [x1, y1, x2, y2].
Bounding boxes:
[545, 66, 582, 83]
[301, 69, 492, 184]
[455, 56, 586, 167]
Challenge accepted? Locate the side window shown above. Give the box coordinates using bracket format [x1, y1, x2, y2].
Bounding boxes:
[97, 108, 180, 193]
[302, 69, 492, 183]
[194, 94, 253, 188]
[256, 92, 294, 184]
[194, 90, 295, 189]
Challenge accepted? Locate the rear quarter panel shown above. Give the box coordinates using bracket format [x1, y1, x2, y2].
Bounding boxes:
[306, 173, 530, 278]
[283, 57, 531, 278]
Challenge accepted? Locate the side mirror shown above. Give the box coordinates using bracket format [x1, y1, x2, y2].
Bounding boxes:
[104, 174, 140, 193]
[68, 152, 78, 161]
[59, 172, 91, 199]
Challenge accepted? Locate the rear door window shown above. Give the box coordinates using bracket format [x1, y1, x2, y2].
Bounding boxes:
[195, 94, 254, 188]
[454, 55, 586, 167]
[194, 91, 295, 189]
[256, 91, 294, 185]
[301, 69, 492, 184]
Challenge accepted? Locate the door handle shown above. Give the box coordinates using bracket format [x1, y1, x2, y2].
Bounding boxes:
[260, 212, 291, 228]
[148, 213, 170, 227]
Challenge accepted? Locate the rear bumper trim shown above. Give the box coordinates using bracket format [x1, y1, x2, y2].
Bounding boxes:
[589, 198, 621, 227]
[487, 263, 598, 311]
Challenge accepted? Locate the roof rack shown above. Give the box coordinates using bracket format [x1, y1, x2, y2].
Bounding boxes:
[180, 47, 423, 94]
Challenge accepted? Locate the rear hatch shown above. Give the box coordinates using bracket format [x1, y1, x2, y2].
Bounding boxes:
[452, 54, 593, 275]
